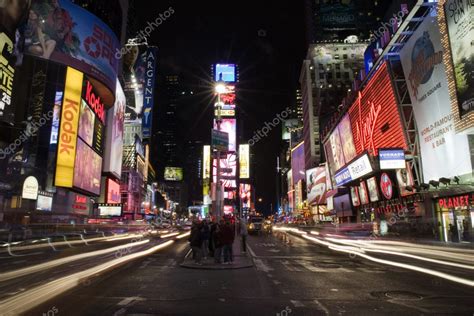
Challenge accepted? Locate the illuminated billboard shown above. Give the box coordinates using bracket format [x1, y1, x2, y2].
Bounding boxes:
[324, 113, 357, 175]
[49, 92, 64, 144]
[367, 177, 379, 202]
[306, 167, 327, 205]
[106, 178, 121, 204]
[203, 145, 211, 179]
[239, 144, 250, 179]
[36, 193, 53, 212]
[55, 67, 83, 188]
[164, 167, 183, 181]
[396, 162, 415, 197]
[400, 15, 471, 181]
[348, 62, 407, 156]
[240, 184, 251, 209]
[215, 64, 236, 82]
[142, 47, 157, 138]
[291, 142, 305, 185]
[73, 139, 102, 195]
[213, 153, 237, 179]
[25, 0, 120, 93]
[98, 204, 122, 217]
[0, 32, 15, 124]
[214, 118, 236, 152]
[444, 0, 474, 117]
[282, 119, 300, 140]
[103, 79, 125, 178]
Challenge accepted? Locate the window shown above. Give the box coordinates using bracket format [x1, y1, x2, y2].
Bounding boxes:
[343, 54, 348, 59]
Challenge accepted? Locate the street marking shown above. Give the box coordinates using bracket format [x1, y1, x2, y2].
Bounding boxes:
[313, 299, 330, 315]
[291, 300, 305, 307]
[296, 260, 325, 272]
[246, 244, 257, 257]
[254, 258, 273, 272]
[117, 296, 141, 306]
[281, 260, 302, 272]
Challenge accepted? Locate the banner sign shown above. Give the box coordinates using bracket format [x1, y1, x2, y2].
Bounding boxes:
[142, 47, 157, 139]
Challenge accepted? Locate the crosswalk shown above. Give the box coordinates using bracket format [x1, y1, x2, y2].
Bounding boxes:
[254, 258, 386, 274]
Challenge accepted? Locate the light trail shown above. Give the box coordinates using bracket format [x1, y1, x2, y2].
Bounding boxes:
[176, 232, 190, 239]
[0, 240, 175, 315]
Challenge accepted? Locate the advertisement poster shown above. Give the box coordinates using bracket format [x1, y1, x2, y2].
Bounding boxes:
[444, 0, 474, 116]
[239, 144, 250, 179]
[396, 162, 415, 197]
[142, 47, 157, 139]
[367, 177, 379, 202]
[282, 119, 300, 140]
[400, 15, 471, 181]
[123, 45, 146, 123]
[103, 79, 125, 178]
[215, 64, 236, 82]
[73, 139, 102, 195]
[25, 0, 119, 92]
[291, 142, 305, 184]
[164, 167, 183, 181]
[306, 166, 327, 205]
[106, 178, 121, 204]
[350, 186, 360, 207]
[359, 181, 369, 205]
[78, 100, 95, 146]
[203, 145, 211, 179]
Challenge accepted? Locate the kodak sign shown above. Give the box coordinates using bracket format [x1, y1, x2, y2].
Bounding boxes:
[55, 67, 83, 187]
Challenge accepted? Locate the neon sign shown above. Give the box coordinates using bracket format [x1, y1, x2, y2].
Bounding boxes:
[356, 92, 381, 155]
[438, 195, 471, 209]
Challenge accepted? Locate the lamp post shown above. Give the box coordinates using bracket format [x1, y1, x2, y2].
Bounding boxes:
[214, 82, 226, 220]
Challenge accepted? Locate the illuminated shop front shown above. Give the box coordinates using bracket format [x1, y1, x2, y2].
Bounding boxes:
[436, 193, 473, 243]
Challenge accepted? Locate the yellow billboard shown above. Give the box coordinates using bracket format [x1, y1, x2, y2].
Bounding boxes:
[203, 145, 211, 179]
[239, 144, 250, 178]
[55, 67, 83, 187]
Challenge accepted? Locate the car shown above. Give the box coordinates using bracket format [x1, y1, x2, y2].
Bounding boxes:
[248, 216, 264, 234]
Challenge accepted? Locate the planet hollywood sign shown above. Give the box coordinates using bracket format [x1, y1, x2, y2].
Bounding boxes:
[438, 194, 472, 209]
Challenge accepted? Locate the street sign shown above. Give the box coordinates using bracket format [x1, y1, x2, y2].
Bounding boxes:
[212, 129, 229, 152]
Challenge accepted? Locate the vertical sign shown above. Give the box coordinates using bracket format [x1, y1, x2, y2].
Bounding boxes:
[55, 67, 83, 187]
[203, 145, 211, 179]
[239, 144, 250, 179]
[0, 32, 15, 123]
[142, 47, 157, 139]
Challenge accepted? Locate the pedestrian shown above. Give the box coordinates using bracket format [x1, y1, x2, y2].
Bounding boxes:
[462, 219, 470, 242]
[240, 217, 248, 254]
[221, 220, 235, 264]
[189, 221, 202, 265]
[214, 220, 225, 264]
[209, 219, 217, 257]
[201, 220, 210, 259]
[449, 223, 458, 243]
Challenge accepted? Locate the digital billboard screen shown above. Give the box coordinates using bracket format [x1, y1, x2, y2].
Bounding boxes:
[239, 144, 250, 179]
[106, 178, 121, 204]
[291, 142, 305, 185]
[215, 64, 236, 82]
[306, 167, 327, 205]
[98, 204, 122, 217]
[164, 167, 183, 181]
[73, 139, 102, 195]
[214, 118, 236, 152]
[25, 0, 120, 93]
[324, 114, 357, 176]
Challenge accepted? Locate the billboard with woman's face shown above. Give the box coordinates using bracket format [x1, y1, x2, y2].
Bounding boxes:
[24, 0, 119, 92]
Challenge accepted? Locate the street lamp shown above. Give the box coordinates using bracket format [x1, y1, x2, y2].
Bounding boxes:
[214, 82, 225, 220]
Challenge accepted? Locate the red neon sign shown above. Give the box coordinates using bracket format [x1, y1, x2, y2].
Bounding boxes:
[348, 62, 407, 156]
[438, 195, 471, 209]
[84, 80, 106, 124]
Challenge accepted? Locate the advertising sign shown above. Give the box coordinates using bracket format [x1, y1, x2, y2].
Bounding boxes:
[282, 119, 300, 141]
[203, 145, 211, 179]
[0, 32, 15, 123]
[306, 167, 327, 205]
[400, 15, 471, 181]
[49, 91, 64, 144]
[350, 186, 360, 207]
[36, 192, 53, 211]
[214, 119, 236, 152]
[348, 62, 407, 156]
[291, 142, 305, 185]
[103, 79, 125, 178]
[55, 67, 83, 188]
[164, 167, 183, 181]
[379, 148, 405, 170]
[324, 114, 357, 176]
[334, 154, 373, 187]
[359, 181, 369, 205]
[73, 139, 102, 195]
[444, 0, 474, 116]
[240, 184, 251, 209]
[318, 0, 356, 30]
[123, 45, 145, 123]
[215, 64, 236, 82]
[22, 176, 39, 200]
[239, 144, 250, 179]
[98, 204, 122, 217]
[106, 178, 121, 204]
[380, 173, 394, 200]
[396, 162, 415, 197]
[142, 47, 157, 139]
[25, 0, 119, 92]
[367, 177, 379, 202]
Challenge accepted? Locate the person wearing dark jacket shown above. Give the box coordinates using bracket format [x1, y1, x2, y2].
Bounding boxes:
[189, 222, 202, 265]
[221, 220, 235, 264]
[214, 220, 225, 263]
[201, 220, 210, 259]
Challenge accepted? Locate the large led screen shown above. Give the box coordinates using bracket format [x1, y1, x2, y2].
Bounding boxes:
[73, 139, 102, 195]
[400, 15, 471, 181]
[348, 62, 407, 156]
[214, 118, 236, 152]
[215, 64, 236, 82]
[291, 142, 305, 185]
[324, 114, 357, 176]
[164, 167, 183, 181]
[106, 178, 121, 204]
[25, 0, 120, 93]
[306, 166, 327, 205]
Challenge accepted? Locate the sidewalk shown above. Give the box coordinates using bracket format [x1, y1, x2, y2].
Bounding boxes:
[180, 235, 253, 270]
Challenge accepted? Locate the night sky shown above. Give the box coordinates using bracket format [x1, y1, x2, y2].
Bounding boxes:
[137, 1, 307, 214]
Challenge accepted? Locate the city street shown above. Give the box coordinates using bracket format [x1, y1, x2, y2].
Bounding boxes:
[25, 232, 474, 316]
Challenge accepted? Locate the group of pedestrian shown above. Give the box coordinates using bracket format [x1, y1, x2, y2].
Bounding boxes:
[188, 219, 236, 265]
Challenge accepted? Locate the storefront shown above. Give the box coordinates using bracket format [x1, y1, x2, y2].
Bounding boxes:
[436, 193, 473, 243]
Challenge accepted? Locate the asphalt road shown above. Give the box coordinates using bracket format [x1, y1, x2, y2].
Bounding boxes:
[27, 232, 474, 316]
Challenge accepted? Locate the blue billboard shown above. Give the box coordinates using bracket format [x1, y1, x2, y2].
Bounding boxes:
[215, 64, 236, 82]
[25, 0, 120, 92]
